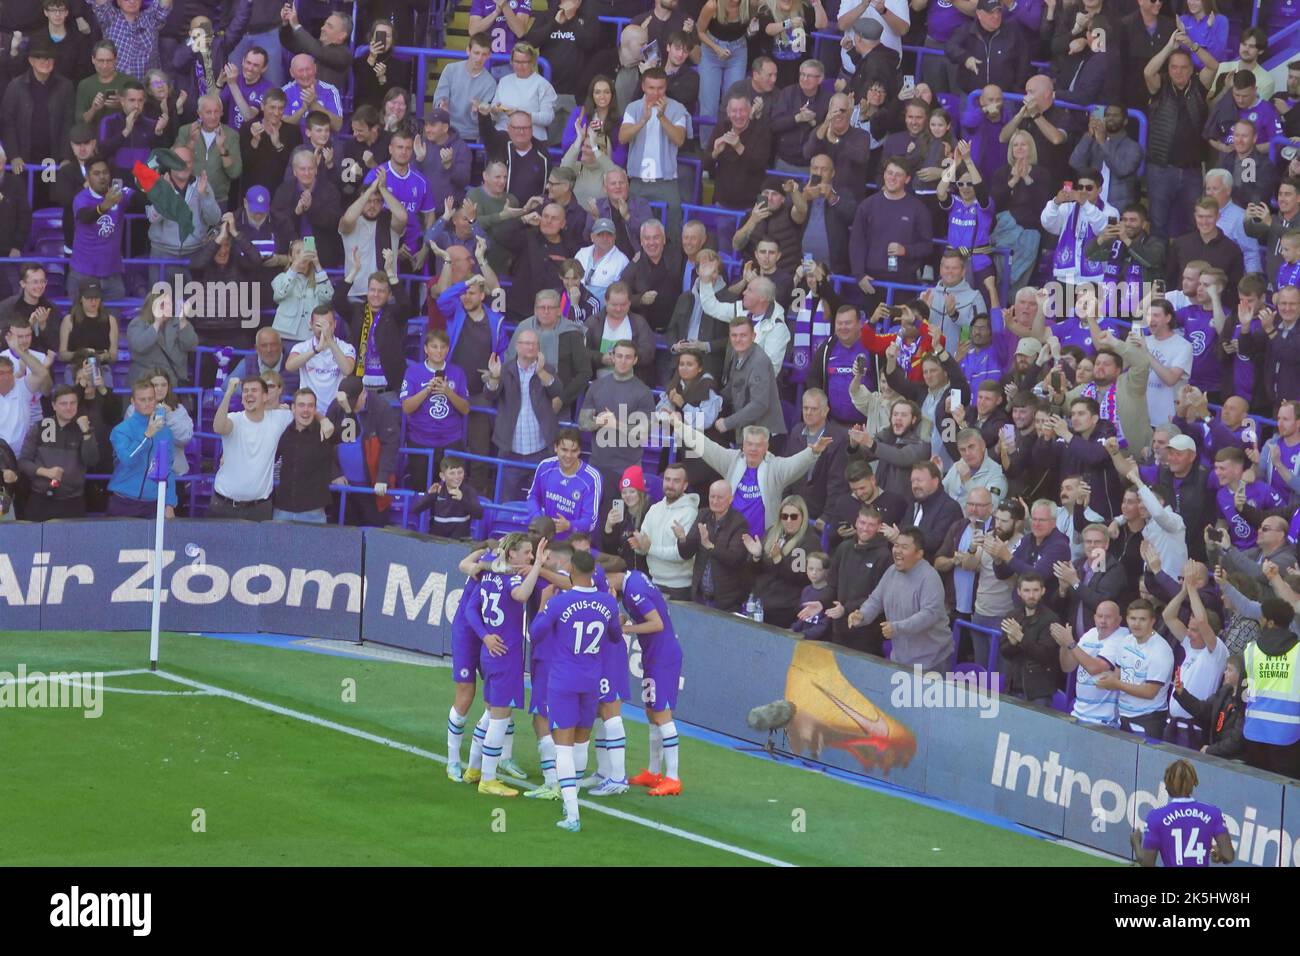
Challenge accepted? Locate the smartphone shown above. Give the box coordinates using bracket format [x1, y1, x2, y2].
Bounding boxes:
[111, 178, 123, 195]
[1151, 279, 1166, 298]
[1107, 215, 1119, 227]
[1090, 105, 1105, 121]
[1243, 424, 1257, 446]
[999, 423, 1016, 446]
[1062, 180, 1074, 193]
[432, 369, 446, 380]
[900, 75, 915, 96]
[303, 236, 316, 254]
[755, 197, 769, 211]
[590, 117, 603, 132]
[640, 39, 659, 63]
[948, 390, 963, 413]
[612, 499, 625, 521]
[808, 173, 822, 188]
[853, 354, 868, 376]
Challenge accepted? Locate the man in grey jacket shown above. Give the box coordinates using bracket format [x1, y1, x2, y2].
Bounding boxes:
[504, 289, 591, 419]
[849, 526, 952, 671]
[669, 413, 830, 535]
[715, 316, 786, 446]
[1069, 106, 1144, 215]
[146, 145, 222, 276]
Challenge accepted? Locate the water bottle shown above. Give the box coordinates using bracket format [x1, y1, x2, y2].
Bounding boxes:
[753, 597, 764, 624]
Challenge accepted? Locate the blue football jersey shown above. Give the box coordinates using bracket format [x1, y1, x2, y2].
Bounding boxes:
[471, 570, 528, 653]
[533, 585, 624, 689]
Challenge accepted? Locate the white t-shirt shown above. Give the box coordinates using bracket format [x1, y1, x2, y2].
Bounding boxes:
[576, 244, 630, 303]
[840, 0, 910, 61]
[341, 217, 400, 299]
[1169, 635, 1229, 721]
[290, 338, 358, 409]
[1113, 631, 1175, 719]
[0, 377, 34, 450]
[1, 348, 50, 424]
[1072, 626, 1129, 726]
[213, 408, 294, 502]
[1143, 332, 1192, 428]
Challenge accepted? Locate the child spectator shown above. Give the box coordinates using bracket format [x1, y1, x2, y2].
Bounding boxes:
[413, 455, 482, 539]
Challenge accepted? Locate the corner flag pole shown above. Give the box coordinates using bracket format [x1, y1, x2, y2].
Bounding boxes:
[147, 427, 169, 672]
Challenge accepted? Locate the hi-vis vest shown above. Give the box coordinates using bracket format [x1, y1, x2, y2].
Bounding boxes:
[1243, 642, 1300, 746]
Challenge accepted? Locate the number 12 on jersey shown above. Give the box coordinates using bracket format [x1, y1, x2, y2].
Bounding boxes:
[572, 621, 604, 654]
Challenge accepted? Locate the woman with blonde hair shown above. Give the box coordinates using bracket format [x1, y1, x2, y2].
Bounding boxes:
[989, 129, 1052, 291]
[742, 494, 821, 627]
[756, 0, 827, 88]
[695, 0, 753, 144]
[271, 239, 335, 347]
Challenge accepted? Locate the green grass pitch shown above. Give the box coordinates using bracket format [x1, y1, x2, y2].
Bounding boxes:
[0, 631, 1116, 867]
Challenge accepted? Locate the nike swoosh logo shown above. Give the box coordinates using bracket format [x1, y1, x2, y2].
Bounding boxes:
[812, 680, 890, 738]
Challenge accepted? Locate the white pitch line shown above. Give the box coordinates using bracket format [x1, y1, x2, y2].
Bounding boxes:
[0, 667, 151, 687]
[154, 669, 795, 868]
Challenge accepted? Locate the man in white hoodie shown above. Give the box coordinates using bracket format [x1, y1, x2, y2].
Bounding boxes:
[1040, 168, 1116, 289]
[628, 462, 699, 600]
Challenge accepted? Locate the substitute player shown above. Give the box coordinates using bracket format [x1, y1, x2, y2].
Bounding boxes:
[463, 533, 548, 796]
[531, 549, 625, 831]
[1132, 759, 1235, 867]
[609, 564, 684, 796]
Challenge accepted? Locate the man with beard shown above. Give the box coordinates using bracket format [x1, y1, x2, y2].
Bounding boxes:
[958, 314, 1015, 393]
[1065, 324, 1153, 459]
[1244, 179, 1300, 280]
[969, 497, 1023, 667]
[849, 527, 951, 670]
[1038, 396, 1122, 520]
[1070, 108, 1143, 214]
[339, 169, 407, 300]
[824, 457, 907, 540]
[989, 497, 1072, 592]
[846, 397, 929, 502]
[999, 573, 1063, 708]
[901, 459, 963, 560]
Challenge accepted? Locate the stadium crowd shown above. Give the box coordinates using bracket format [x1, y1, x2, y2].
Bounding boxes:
[0, 0, 1299, 782]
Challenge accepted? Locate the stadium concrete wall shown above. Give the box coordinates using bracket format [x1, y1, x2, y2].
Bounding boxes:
[3, 519, 1297, 865]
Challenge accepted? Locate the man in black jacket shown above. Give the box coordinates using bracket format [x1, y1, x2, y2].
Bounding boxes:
[944, 0, 1030, 97]
[332, 375, 400, 527]
[1055, 522, 1128, 633]
[999, 572, 1062, 707]
[272, 145, 343, 269]
[822, 505, 892, 653]
[619, 219, 680, 336]
[679, 478, 751, 613]
[18, 384, 98, 520]
[496, 202, 577, 319]
[273, 386, 342, 522]
[782, 386, 847, 526]
[768, 60, 830, 173]
[279, 5, 351, 90]
[331, 265, 407, 395]
[1, 38, 75, 202]
[903, 460, 964, 560]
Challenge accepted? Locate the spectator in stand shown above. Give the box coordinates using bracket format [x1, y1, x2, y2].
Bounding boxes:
[432, 33, 497, 144]
[230, 327, 291, 387]
[331, 375, 401, 527]
[942, 427, 1006, 508]
[504, 289, 589, 420]
[970, 497, 1023, 667]
[848, 396, 930, 502]
[1050, 601, 1126, 726]
[742, 493, 821, 628]
[824, 457, 908, 540]
[944, 0, 1031, 96]
[468, 0, 533, 67]
[627, 461, 698, 599]
[782, 386, 848, 525]
[989, 497, 1072, 591]
[575, 218, 631, 303]
[849, 526, 950, 670]
[804, 92, 871, 205]
[351, 21, 410, 112]
[270, 386, 341, 523]
[619, 220, 679, 337]
[209, 373, 292, 520]
[332, 260, 408, 395]
[280, 16, 349, 108]
[706, 93, 772, 211]
[1142, 32, 1212, 240]
[1069, 105, 1144, 216]
[899, 458, 964, 560]
[1241, 286, 1300, 401]
[174, 92, 241, 206]
[141, 367, 193, 489]
[269, 239, 333, 347]
[106, 375, 175, 516]
[216, 46, 275, 130]
[89, 0, 173, 81]
[580, 340, 656, 522]
[1064, 321, 1154, 456]
[285, 304, 357, 408]
[769, 58, 829, 174]
[239, 88, 302, 196]
[146, 146, 222, 274]
[680, 478, 751, 613]
[69, 155, 132, 302]
[1205, 168, 1262, 275]
[808, 504, 887, 651]
[1041, 170, 1116, 288]
[486, 328, 563, 499]
[17, 384, 98, 520]
[850, 155, 934, 292]
[1243, 180, 1300, 280]
[398, 326, 470, 487]
[496, 201, 576, 319]
[999, 573, 1064, 708]
[126, 284, 197, 388]
[76, 40, 130, 129]
[283, 53, 345, 134]
[56, 282, 118, 385]
[415, 109, 472, 216]
[412, 455, 483, 539]
[0, 266, 59, 353]
[583, 282, 657, 386]
[670, 413, 828, 539]
[1095, 598, 1174, 737]
[1160, 577, 1229, 748]
[100, 80, 169, 180]
[989, 130, 1053, 292]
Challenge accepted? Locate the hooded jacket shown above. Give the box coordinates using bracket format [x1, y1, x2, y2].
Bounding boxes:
[638, 490, 701, 590]
[855, 422, 929, 502]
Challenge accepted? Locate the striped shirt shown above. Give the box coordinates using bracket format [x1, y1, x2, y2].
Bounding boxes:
[1072, 626, 1129, 726]
[511, 361, 544, 455]
[622, 97, 691, 183]
[90, 1, 170, 80]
